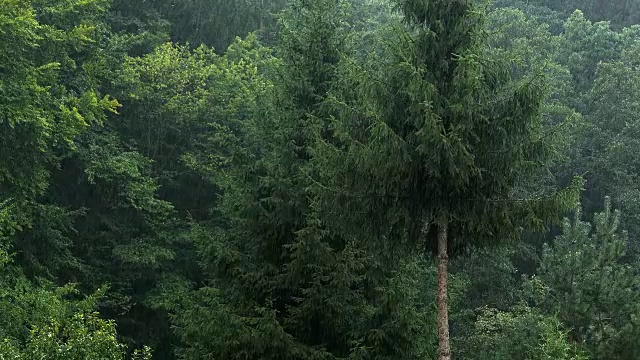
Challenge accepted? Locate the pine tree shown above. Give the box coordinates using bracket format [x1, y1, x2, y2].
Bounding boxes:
[538, 197, 640, 359]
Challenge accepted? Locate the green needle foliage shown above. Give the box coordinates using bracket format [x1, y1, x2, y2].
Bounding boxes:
[537, 198, 640, 359]
[312, 0, 582, 259]
[163, 0, 437, 358]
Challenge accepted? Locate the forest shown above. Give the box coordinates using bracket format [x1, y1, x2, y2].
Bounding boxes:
[1, 0, 640, 359]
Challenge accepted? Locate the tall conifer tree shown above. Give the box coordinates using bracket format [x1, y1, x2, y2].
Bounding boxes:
[169, 0, 438, 358]
[310, 1, 582, 359]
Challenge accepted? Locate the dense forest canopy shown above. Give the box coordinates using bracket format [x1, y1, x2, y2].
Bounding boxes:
[1, 0, 640, 359]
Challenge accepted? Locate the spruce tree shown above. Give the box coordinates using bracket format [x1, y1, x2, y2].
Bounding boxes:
[309, 0, 582, 358]
[172, 0, 357, 357]
[167, 0, 437, 358]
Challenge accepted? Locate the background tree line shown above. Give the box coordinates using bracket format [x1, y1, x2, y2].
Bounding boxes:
[1, 0, 640, 359]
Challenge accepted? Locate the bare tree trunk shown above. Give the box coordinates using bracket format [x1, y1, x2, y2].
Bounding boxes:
[437, 220, 451, 360]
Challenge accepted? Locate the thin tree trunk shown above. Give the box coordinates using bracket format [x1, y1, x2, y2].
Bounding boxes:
[437, 220, 451, 360]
